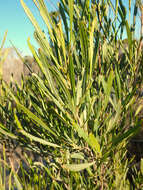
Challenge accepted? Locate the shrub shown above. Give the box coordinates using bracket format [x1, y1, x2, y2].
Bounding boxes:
[0, 0, 143, 189]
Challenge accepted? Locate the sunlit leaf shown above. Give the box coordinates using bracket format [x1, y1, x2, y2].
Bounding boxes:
[63, 161, 95, 171]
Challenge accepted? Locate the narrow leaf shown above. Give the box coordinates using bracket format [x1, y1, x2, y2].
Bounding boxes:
[14, 112, 60, 148]
[63, 161, 95, 171]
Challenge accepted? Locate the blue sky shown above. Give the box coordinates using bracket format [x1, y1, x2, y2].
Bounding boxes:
[0, 0, 141, 56]
[110, 0, 141, 39]
[0, 0, 59, 56]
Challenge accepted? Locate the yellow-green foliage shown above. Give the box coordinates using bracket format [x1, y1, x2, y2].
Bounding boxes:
[0, 0, 143, 189]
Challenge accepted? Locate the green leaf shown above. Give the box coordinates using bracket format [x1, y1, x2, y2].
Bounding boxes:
[141, 158, 143, 175]
[17, 103, 57, 136]
[35, 0, 56, 43]
[135, 104, 143, 116]
[21, 0, 59, 67]
[72, 121, 89, 140]
[70, 152, 85, 160]
[115, 66, 121, 99]
[27, 39, 60, 99]
[88, 133, 101, 156]
[13, 174, 23, 190]
[0, 30, 8, 50]
[20, 0, 46, 40]
[106, 69, 114, 96]
[89, 17, 96, 78]
[59, 3, 69, 42]
[112, 123, 141, 147]
[63, 161, 95, 171]
[125, 20, 133, 61]
[19, 129, 60, 148]
[119, 0, 127, 20]
[14, 112, 60, 148]
[0, 123, 17, 139]
[69, 54, 75, 100]
[68, 0, 74, 46]
[101, 69, 114, 110]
